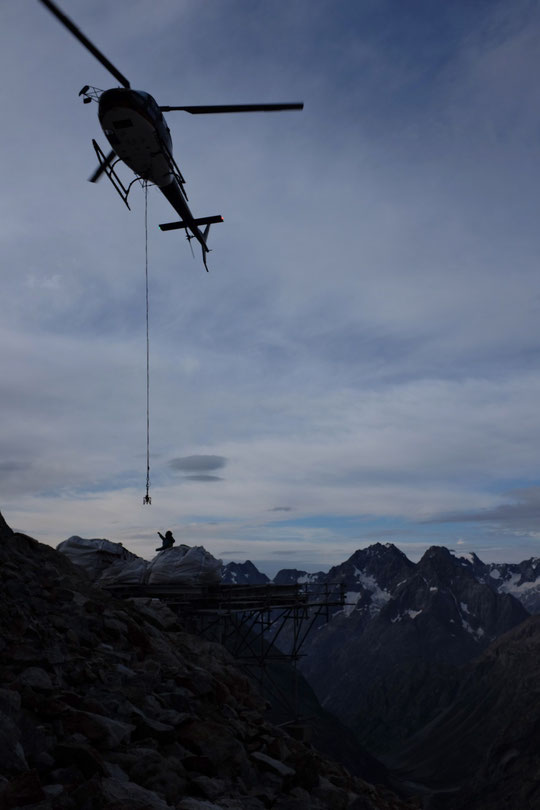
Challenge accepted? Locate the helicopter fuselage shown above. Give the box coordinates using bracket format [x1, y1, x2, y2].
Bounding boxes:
[98, 88, 173, 187]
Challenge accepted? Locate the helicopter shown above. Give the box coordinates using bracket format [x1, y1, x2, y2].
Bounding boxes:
[38, 0, 303, 271]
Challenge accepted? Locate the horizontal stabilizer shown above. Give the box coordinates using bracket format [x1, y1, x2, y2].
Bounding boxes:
[159, 215, 224, 232]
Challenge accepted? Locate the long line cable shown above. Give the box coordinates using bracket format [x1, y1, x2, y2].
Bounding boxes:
[143, 181, 151, 504]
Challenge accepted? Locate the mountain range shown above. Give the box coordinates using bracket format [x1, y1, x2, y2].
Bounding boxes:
[250, 543, 540, 807]
[24, 523, 540, 807]
[268, 543, 540, 615]
[293, 544, 528, 756]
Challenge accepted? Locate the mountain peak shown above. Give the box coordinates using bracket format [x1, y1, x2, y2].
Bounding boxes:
[350, 542, 406, 561]
[334, 543, 411, 574]
[325, 543, 415, 597]
[221, 559, 270, 585]
[417, 545, 471, 584]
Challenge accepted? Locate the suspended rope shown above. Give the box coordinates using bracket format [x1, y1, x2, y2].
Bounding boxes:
[143, 181, 152, 505]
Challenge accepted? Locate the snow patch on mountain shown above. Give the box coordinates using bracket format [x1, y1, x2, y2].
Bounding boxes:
[501, 577, 540, 595]
[462, 618, 485, 640]
[391, 609, 422, 623]
[342, 591, 363, 616]
[353, 569, 392, 614]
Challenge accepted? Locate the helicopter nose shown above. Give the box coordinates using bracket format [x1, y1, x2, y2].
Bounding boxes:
[98, 87, 132, 113]
[98, 90, 123, 123]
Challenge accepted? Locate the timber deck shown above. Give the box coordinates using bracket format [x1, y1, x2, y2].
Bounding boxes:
[103, 582, 344, 613]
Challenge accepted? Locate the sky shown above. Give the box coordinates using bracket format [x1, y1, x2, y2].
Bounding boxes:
[2, 0, 540, 576]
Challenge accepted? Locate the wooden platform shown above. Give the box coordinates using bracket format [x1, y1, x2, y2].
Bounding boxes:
[103, 582, 314, 613]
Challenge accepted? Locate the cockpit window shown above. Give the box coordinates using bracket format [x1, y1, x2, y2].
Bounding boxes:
[134, 90, 161, 119]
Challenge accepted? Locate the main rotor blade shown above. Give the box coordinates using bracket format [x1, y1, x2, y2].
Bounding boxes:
[159, 103, 304, 114]
[89, 149, 116, 183]
[38, 0, 131, 89]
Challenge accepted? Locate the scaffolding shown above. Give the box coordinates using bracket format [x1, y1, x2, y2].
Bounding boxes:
[105, 581, 345, 718]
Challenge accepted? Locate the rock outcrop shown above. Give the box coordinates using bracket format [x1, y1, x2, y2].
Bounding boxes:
[0, 512, 416, 810]
[0, 510, 13, 540]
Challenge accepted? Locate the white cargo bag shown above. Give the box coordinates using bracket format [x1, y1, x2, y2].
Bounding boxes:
[147, 545, 222, 585]
[97, 557, 150, 586]
[56, 536, 139, 580]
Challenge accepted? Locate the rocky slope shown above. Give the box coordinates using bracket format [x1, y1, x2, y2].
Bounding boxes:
[0, 512, 416, 810]
[53, 535, 390, 777]
[390, 616, 540, 810]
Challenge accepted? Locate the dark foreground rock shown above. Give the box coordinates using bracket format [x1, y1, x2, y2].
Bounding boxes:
[0, 511, 416, 810]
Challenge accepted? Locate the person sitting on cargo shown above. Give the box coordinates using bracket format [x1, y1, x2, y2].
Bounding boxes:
[156, 530, 175, 551]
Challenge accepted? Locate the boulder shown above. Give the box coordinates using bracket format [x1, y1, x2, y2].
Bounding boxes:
[61, 709, 135, 748]
[53, 742, 107, 777]
[101, 775, 173, 809]
[0, 711, 28, 772]
[0, 769, 45, 808]
[251, 751, 295, 778]
[177, 799, 226, 810]
[18, 667, 54, 691]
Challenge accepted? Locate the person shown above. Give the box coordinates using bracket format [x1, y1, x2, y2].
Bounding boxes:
[156, 530, 175, 551]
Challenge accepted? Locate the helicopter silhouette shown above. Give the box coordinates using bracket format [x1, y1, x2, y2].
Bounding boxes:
[38, 0, 303, 271]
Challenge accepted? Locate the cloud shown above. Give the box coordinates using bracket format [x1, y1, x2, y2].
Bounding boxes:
[269, 506, 292, 512]
[184, 474, 223, 483]
[25, 274, 62, 291]
[220, 550, 247, 557]
[270, 550, 300, 556]
[0, 461, 30, 474]
[431, 488, 540, 528]
[169, 456, 227, 473]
